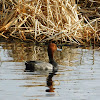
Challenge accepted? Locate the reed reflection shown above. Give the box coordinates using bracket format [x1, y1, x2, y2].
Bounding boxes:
[0, 42, 82, 66]
[0, 41, 96, 67]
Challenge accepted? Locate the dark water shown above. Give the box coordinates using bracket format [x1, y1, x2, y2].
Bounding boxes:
[0, 42, 100, 100]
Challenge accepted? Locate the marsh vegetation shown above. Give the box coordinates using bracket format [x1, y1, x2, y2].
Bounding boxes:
[0, 0, 100, 45]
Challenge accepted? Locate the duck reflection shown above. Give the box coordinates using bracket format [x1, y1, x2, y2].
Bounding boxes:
[25, 65, 58, 92]
[46, 68, 58, 92]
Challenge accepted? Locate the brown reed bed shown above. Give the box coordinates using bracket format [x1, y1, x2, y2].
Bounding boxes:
[0, 0, 100, 45]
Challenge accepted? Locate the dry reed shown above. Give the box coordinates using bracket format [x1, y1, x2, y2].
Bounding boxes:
[0, 0, 100, 44]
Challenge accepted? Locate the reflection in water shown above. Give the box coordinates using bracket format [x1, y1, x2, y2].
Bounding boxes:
[0, 42, 82, 66]
[46, 68, 58, 92]
[1, 42, 100, 100]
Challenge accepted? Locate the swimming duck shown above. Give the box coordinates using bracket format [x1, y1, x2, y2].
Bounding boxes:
[25, 43, 59, 72]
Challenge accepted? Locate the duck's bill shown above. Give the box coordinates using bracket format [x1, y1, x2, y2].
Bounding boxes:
[57, 47, 62, 51]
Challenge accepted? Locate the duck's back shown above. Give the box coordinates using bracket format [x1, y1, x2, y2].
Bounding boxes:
[25, 61, 53, 71]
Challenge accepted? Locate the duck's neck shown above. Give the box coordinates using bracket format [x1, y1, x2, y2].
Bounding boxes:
[48, 50, 57, 67]
[49, 58, 55, 63]
[48, 49, 54, 62]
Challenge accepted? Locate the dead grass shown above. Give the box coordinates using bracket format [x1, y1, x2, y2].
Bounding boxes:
[0, 0, 100, 44]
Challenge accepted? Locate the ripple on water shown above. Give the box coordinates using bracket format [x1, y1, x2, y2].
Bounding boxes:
[0, 42, 100, 100]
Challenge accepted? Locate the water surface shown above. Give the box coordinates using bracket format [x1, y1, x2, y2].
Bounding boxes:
[0, 42, 100, 100]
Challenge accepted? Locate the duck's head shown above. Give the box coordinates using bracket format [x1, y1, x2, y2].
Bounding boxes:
[48, 43, 57, 53]
[47, 43, 57, 61]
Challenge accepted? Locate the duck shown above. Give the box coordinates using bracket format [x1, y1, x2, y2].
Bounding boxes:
[25, 42, 59, 72]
